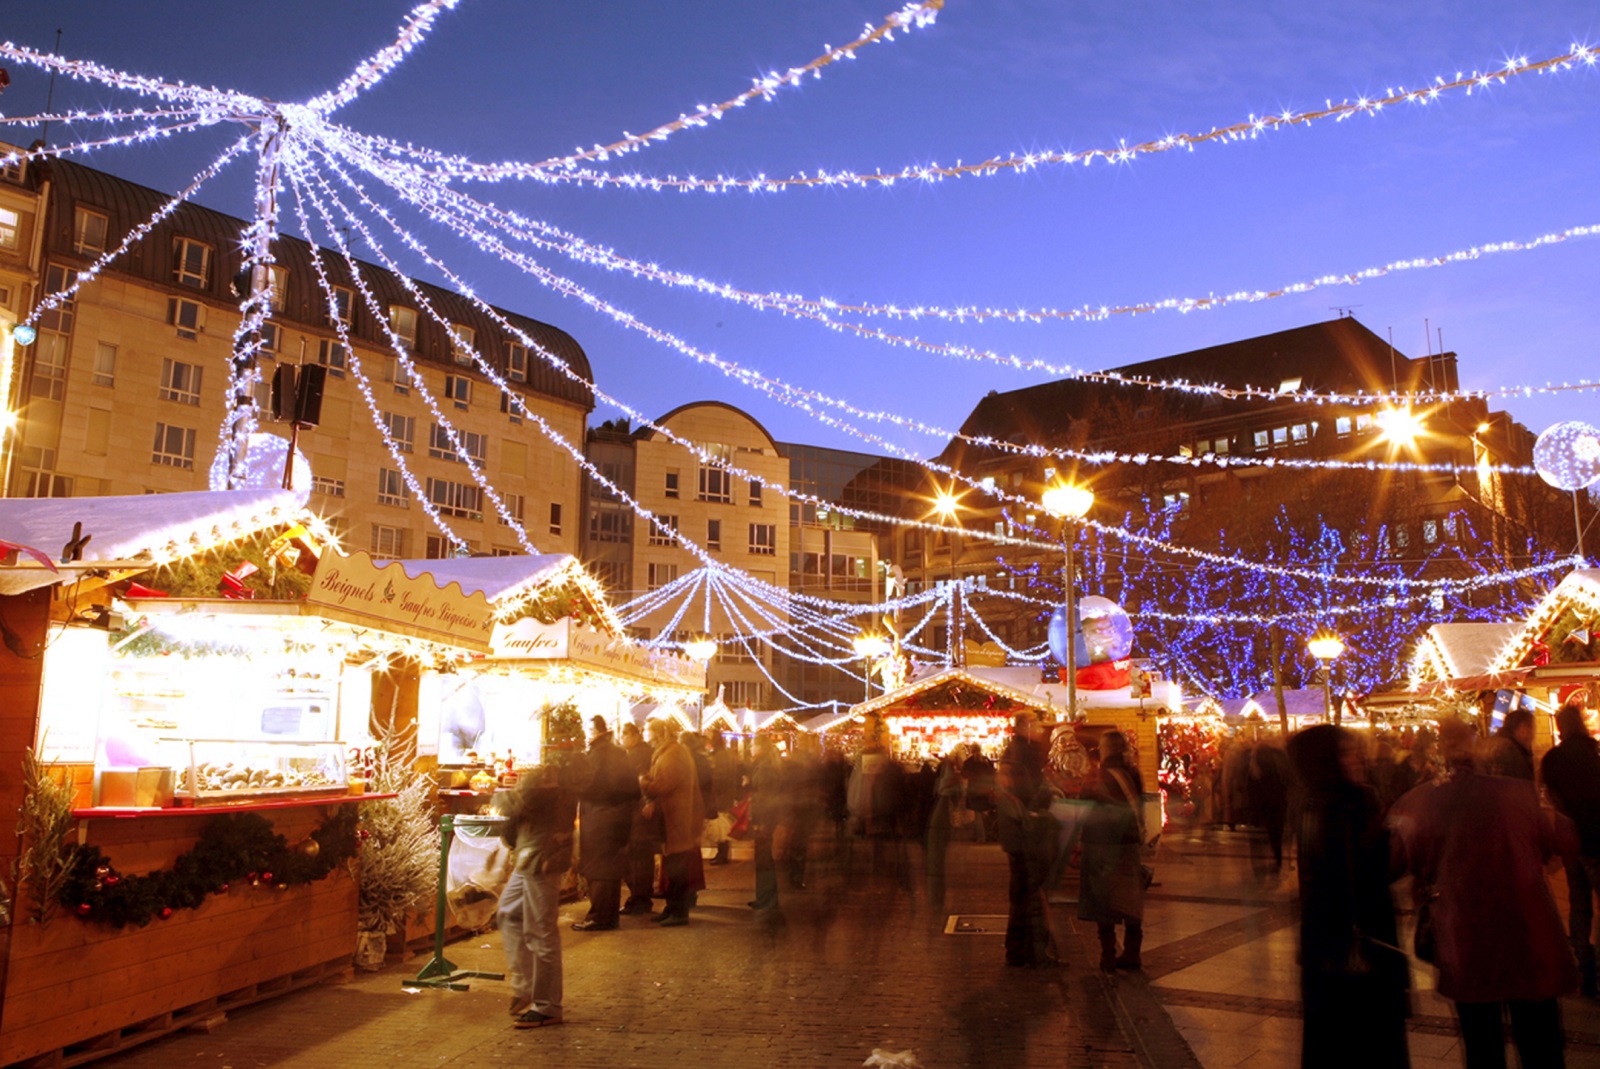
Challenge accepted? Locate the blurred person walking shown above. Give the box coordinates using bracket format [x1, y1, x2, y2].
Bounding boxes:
[748, 734, 787, 914]
[1079, 729, 1146, 971]
[1540, 696, 1600, 998]
[1288, 724, 1409, 1069]
[498, 764, 576, 1029]
[572, 716, 637, 932]
[640, 719, 706, 927]
[619, 721, 659, 917]
[998, 714, 1061, 968]
[1392, 720, 1577, 1069]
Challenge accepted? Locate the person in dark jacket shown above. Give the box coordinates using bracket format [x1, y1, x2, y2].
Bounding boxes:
[1392, 719, 1578, 1069]
[619, 721, 658, 916]
[1247, 740, 1293, 877]
[998, 714, 1060, 968]
[1287, 724, 1409, 1069]
[572, 717, 638, 931]
[497, 764, 577, 1029]
[1483, 707, 1537, 786]
[748, 734, 786, 913]
[1541, 697, 1600, 998]
[1079, 729, 1146, 971]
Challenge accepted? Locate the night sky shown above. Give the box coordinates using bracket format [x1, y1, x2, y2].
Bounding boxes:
[5, 0, 1598, 460]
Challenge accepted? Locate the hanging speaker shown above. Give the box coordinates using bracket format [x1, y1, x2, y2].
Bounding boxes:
[294, 363, 327, 427]
[269, 364, 297, 423]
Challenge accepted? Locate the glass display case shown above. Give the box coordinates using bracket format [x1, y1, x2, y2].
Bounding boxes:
[171, 738, 349, 805]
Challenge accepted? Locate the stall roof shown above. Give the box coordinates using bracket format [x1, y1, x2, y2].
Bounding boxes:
[1488, 568, 1600, 674]
[387, 554, 575, 604]
[1411, 622, 1523, 684]
[850, 666, 1057, 719]
[1243, 687, 1344, 720]
[0, 489, 305, 595]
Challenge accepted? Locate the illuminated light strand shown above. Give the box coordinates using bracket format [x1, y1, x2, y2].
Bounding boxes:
[0, 105, 206, 125]
[710, 571, 865, 667]
[382, 43, 1590, 190]
[304, 0, 462, 115]
[0, 39, 266, 112]
[22, 132, 254, 329]
[321, 142, 1580, 594]
[0, 118, 222, 174]
[331, 152, 1554, 479]
[705, 580, 861, 699]
[280, 161, 467, 554]
[289, 155, 538, 552]
[509, 1, 943, 177]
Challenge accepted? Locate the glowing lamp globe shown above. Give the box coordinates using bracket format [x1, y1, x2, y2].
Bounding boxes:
[684, 636, 719, 662]
[11, 324, 36, 346]
[1533, 420, 1600, 491]
[853, 633, 891, 660]
[1041, 483, 1094, 519]
[1307, 631, 1346, 661]
[208, 432, 312, 504]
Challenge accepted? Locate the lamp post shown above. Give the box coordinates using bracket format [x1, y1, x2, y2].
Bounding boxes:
[932, 487, 966, 666]
[1042, 482, 1095, 720]
[853, 632, 891, 703]
[1306, 630, 1346, 725]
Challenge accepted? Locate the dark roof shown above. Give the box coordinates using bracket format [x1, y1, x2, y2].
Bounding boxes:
[948, 318, 1455, 460]
[37, 157, 594, 410]
[639, 400, 781, 453]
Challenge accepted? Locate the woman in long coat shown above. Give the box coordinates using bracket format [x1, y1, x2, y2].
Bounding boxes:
[572, 718, 639, 931]
[640, 718, 706, 926]
[1078, 729, 1146, 971]
[1288, 724, 1409, 1069]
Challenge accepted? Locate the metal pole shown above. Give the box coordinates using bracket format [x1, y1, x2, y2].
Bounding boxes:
[1065, 522, 1078, 719]
[1575, 491, 1587, 562]
[224, 119, 285, 487]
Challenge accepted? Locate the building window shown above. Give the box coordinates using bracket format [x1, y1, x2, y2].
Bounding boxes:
[329, 286, 353, 325]
[724, 681, 766, 707]
[1289, 423, 1310, 443]
[428, 423, 486, 464]
[40, 265, 77, 333]
[664, 470, 680, 499]
[389, 305, 417, 351]
[425, 534, 457, 560]
[377, 468, 409, 507]
[647, 515, 679, 546]
[266, 265, 289, 313]
[748, 480, 763, 507]
[28, 333, 67, 401]
[152, 422, 197, 469]
[508, 343, 528, 382]
[449, 323, 476, 365]
[444, 374, 470, 407]
[499, 391, 522, 424]
[491, 546, 518, 557]
[498, 492, 525, 527]
[167, 297, 204, 339]
[1272, 426, 1289, 447]
[259, 321, 281, 353]
[173, 237, 211, 289]
[311, 475, 345, 498]
[385, 355, 410, 395]
[15, 447, 72, 498]
[698, 465, 732, 503]
[647, 562, 679, 590]
[158, 358, 203, 405]
[73, 208, 108, 255]
[371, 524, 406, 557]
[591, 560, 629, 593]
[1423, 519, 1440, 544]
[381, 411, 414, 452]
[426, 477, 483, 519]
[0, 205, 24, 250]
[590, 511, 630, 543]
[317, 338, 348, 372]
[0, 156, 23, 184]
[749, 523, 777, 555]
[548, 502, 563, 537]
[706, 518, 722, 551]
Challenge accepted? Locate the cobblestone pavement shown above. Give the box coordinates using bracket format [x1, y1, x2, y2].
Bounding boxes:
[87, 824, 1600, 1069]
[88, 837, 1187, 1069]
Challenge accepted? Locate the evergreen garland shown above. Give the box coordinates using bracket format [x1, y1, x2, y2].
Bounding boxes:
[59, 808, 358, 928]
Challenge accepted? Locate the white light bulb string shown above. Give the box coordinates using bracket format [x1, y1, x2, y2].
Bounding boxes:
[334, 152, 1560, 477]
[304, 0, 462, 116]
[303, 140, 1581, 595]
[385, 43, 1592, 192]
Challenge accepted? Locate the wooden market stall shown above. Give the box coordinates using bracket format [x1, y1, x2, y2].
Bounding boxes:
[831, 666, 1061, 763]
[0, 495, 500, 1067]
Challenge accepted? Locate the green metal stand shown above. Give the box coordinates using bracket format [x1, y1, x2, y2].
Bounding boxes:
[402, 813, 507, 991]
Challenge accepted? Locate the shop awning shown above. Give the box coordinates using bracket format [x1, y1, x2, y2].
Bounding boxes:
[305, 550, 495, 654]
[386, 554, 574, 606]
[0, 489, 306, 596]
[1413, 667, 1535, 696]
[488, 616, 706, 692]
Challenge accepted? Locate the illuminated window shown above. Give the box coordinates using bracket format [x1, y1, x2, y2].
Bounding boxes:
[267, 265, 288, 313]
[0, 205, 23, 250]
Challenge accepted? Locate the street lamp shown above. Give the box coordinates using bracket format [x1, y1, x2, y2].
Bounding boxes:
[1306, 630, 1346, 724]
[853, 632, 891, 702]
[684, 635, 718, 730]
[929, 483, 968, 666]
[1042, 481, 1094, 719]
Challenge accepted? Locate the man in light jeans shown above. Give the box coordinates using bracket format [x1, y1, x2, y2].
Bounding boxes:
[497, 767, 575, 1028]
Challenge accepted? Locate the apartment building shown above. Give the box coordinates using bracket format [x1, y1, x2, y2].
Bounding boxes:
[7, 155, 593, 558]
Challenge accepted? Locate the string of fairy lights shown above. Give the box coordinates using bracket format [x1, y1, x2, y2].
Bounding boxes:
[1, 5, 1593, 705]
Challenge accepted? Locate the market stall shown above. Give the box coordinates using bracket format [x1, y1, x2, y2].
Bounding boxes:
[829, 665, 1059, 761]
[0, 496, 499, 1067]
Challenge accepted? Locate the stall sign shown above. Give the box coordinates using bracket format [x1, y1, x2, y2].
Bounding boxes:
[307, 550, 494, 654]
[491, 617, 707, 690]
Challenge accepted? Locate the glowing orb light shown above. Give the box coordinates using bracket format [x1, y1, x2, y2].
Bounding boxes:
[1533, 420, 1600, 491]
[208, 432, 312, 503]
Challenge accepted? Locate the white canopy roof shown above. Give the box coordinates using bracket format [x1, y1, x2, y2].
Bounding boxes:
[387, 553, 575, 604]
[0, 489, 305, 595]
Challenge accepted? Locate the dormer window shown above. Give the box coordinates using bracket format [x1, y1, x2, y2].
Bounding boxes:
[173, 237, 211, 289]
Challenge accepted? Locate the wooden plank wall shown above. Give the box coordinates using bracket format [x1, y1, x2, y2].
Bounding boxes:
[0, 587, 54, 1040]
[0, 805, 358, 1065]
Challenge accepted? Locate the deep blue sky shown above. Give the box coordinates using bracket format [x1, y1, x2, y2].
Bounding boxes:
[5, 0, 1599, 459]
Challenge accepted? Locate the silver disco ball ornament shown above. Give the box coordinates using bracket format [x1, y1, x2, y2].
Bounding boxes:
[1533, 420, 1600, 492]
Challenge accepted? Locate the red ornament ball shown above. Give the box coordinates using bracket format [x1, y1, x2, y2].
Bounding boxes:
[260, 872, 273, 883]
[218, 883, 230, 893]
[76, 903, 92, 917]
[159, 907, 174, 920]
[104, 875, 120, 887]
[246, 871, 259, 881]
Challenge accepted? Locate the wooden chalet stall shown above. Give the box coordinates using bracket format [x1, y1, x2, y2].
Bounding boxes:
[831, 666, 1059, 762]
[1473, 569, 1600, 734]
[0, 496, 499, 1068]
